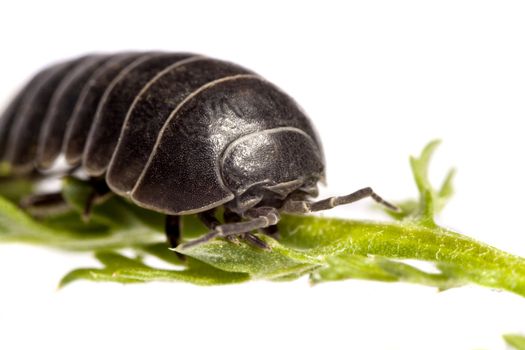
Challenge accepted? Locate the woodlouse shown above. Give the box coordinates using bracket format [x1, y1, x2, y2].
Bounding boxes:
[0, 51, 398, 250]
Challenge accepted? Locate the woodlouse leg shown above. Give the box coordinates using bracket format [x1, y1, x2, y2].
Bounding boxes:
[165, 215, 181, 248]
[20, 192, 65, 207]
[20, 177, 113, 219]
[165, 215, 186, 260]
[282, 187, 400, 214]
[20, 192, 69, 217]
[82, 178, 112, 222]
[261, 225, 280, 240]
[197, 208, 221, 229]
[198, 208, 245, 244]
[222, 209, 243, 244]
[199, 208, 245, 245]
[242, 233, 271, 250]
[222, 208, 272, 249]
[178, 207, 279, 250]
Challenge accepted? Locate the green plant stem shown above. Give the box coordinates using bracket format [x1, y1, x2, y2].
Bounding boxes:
[280, 215, 525, 296]
[3, 139, 525, 297]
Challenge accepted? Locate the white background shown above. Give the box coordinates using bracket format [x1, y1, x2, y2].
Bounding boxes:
[1, 1, 525, 349]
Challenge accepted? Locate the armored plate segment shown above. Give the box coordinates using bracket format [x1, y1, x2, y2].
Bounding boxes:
[0, 51, 325, 217]
[82, 52, 194, 176]
[131, 75, 322, 214]
[106, 57, 253, 195]
[0, 51, 408, 254]
[4, 56, 88, 174]
[62, 53, 146, 165]
[36, 55, 113, 169]
[0, 66, 55, 161]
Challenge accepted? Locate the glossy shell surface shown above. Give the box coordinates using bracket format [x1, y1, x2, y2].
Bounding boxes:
[0, 52, 324, 215]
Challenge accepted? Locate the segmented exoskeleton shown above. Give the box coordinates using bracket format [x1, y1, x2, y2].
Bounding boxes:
[0, 52, 397, 250]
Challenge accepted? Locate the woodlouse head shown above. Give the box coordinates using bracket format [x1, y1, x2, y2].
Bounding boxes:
[220, 126, 324, 215]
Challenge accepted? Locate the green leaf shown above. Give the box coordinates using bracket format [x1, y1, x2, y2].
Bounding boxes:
[280, 215, 525, 296]
[311, 255, 465, 291]
[2, 140, 525, 299]
[175, 235, 323, 280]
[504, 334, 525, 350]
[386, 139, 455, 225]
[0, 176, 36, 202]
[0, 177, 163, 251]
[60, 246, 249, 287]
[173, 140, 525, 294]
[61, 176, 165, 231]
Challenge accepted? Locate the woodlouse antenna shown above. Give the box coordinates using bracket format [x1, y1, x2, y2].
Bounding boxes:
[282, 187, 400, 214]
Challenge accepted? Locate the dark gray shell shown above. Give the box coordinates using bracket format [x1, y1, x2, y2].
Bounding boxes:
[0, 51, 324, 215]
[63, 53, 145, 165]
[106, 56, 254, 196]
[82, 52, 194, 176]
[3, 57, 88, 173]
[36, 55, 113, 169]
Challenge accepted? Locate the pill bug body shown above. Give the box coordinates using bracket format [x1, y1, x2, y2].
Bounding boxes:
[0, 51, 396, 249]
